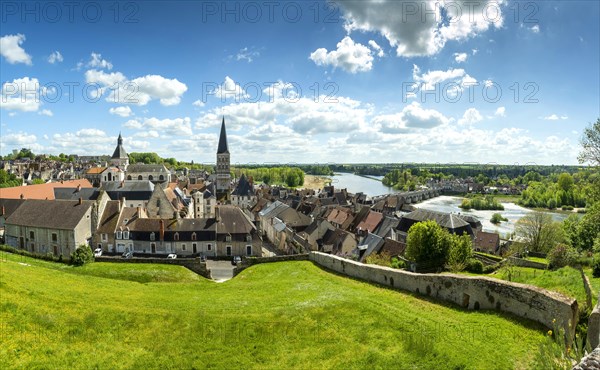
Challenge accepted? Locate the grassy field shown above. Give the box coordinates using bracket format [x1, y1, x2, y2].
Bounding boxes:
[0, 252, 551, 369]
[492, 266, 599, 307]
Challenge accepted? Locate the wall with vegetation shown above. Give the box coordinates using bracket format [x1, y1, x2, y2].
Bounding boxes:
[95, 256, 210, 278]
[309, 252, 578, 335]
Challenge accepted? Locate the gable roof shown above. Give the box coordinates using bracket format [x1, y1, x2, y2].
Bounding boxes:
[398, 208, 472, 235]
[85, 167, 107, 175]
[6, 199, 94, 230]
[126, 164, 169, 173]
[355, 209, 383, 233]
[216, 205, 255, 234]
[0, 198, 26, 219]
[0, 179, 93, 200]
[54, 188, 99, 201]
[232, 174, 253, 196]
[97, 200, 121, 234]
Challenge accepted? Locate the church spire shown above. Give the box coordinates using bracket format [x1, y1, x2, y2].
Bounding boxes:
[217, 116, 229, 154]
[118, 132, 123, 145]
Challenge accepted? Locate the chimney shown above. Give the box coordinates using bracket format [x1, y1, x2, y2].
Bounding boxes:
[159, 219, 165, 241]
[1, 206, 5, 215]
[78, 197, 82, 205]
[137, 206, 142, 217]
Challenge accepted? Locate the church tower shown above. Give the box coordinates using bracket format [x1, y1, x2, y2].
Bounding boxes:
[111, 132, 129, 169]
[215, 117, 231, 201]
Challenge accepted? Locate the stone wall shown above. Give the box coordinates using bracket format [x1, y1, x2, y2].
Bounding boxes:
[233, 254, 309, 276]
[588, 292, 600, 349]
[95, 256, 210, 279]
[309, 252, 578, 335]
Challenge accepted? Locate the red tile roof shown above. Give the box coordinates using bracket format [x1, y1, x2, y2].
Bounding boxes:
[0, 179, 93, 200]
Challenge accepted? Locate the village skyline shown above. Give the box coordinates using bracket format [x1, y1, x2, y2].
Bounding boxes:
[1, 1, 599, 165]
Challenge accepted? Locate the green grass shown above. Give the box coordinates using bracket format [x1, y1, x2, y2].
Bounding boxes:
[0, 251, 550, 369]
[492, 266, 598, 307]
[524, 256, 549, 265]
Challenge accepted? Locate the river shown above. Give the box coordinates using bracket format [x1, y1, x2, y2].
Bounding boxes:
[330, 172, 569, 236]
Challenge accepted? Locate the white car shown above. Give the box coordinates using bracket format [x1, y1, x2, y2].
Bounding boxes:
[167, 253, 177, 259]
[93, 248, 103, 257]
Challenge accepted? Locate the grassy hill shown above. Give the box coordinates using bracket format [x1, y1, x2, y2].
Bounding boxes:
[1, 252, 549, 369]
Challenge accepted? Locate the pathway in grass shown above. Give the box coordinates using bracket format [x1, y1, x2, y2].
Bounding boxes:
[1, 252, 548, 369]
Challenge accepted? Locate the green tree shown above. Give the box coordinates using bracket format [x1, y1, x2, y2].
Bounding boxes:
[578, 118, 600, 166]
[515, 212, 564, 253]
[557, 173, 574, 192]
[446, 233, 473, 272]
[405, 220, 451, 268]
[547, 243, 578, 269]
[70, 245, 94, 266]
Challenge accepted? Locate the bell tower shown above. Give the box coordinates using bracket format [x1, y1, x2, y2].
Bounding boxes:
[216, 117, 231, 201]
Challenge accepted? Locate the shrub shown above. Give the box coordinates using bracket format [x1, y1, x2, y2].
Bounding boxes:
[547, 243, 578, 269]
[390, 257, 406, 269]
[483, 264, 499, 274]
[466, 259, 484, 274]
[593, 259, 600, 278]
[70, 244, 94, 266]
[490, 213, 508, 225]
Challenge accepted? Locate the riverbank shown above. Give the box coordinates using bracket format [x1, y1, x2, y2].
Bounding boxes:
[302, 175, 331, 190]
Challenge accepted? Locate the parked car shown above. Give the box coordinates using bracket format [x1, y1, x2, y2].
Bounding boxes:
[93, 248, 103, 257]
[122, 251, 133, 259]
[167, 253, 177, 259]
[231, 256, 242, 265]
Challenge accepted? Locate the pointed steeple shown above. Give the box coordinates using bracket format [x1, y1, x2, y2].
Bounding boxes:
[112, 132, 128, 159]
[117, 132, 123, 145]
[217, 116, 229, 154]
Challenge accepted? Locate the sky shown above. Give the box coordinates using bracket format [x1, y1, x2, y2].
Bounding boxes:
[0, 0, 599, 166]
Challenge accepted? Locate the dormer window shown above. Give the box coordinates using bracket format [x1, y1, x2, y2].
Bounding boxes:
[150, 232, 156, 241]
[225, 235, 231, 242]
[123, 229, 130, 240]
[191, 232, 197, 241]
[174, 232, 180, 241]
[123, 219, 128, 224]
[246, 235, 252, 242]
[116, 231, 122, 239]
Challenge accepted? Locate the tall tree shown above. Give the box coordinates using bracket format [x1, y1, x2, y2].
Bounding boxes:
[578, 118, 600, 166]
[515, 212, 564, 253]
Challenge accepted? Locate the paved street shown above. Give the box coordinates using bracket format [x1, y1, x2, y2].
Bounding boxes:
[205, 260, 236, 282]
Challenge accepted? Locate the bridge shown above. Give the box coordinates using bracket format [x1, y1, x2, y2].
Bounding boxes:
[371, 187, 442, 204]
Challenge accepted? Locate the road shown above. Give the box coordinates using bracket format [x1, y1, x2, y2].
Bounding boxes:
[206, 260, 236, 282]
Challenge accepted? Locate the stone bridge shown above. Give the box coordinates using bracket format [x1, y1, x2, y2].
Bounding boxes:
[372, 188, 441, 204]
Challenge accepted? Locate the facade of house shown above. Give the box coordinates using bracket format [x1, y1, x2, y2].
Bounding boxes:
[4, 199, 95, 258]
[126, 164, 171, 183]
[231, 174, 256, 208]
[215, 205, 260, 257]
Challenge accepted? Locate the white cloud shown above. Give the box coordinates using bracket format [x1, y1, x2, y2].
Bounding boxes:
[50, 129, 113, 153]
[234, 47, 260, 63]
[0, 77, 42, 112]
[373, 102, 451, 132]
[123, 117, 192, 136]
[38, 109, 53, 117]
[47, 51, 63, 64]
[87, 52, 113, 70]
[310, 36, 374, 73]
[192, 99, 205, 107]
[0, 132, 37, 148]
[212, 76, 248, 101]
[458, 108, 483, 125]
[454, 52, 468, 63]
[472, 49, 479, 55]
[337, 0, 505, 57]
[196, 81, 370, 134]
[530, 25, 540, 33]
[109, 106, 133, 117]
[494, 106, 506, 117]
[85, 69, 188, 106]
[368, 40, 384, 57]
[542, 114, 568, 121]
[0, 34, 32, 65]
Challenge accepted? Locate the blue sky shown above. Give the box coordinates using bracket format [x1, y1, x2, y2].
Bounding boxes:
[1, 0, 598, 165]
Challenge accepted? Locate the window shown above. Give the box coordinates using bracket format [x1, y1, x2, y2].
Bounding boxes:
[225, 235, 231, 242]
[148, 175, 154, 181]
[191, 232, 197, 241]
[246, 235, 252, 242]
[116, 231, 122, 239]
[226, 246, 232, 256]
[150, 232, 156, 241]
[52, 233, 57, 242]
[246, 245, 252, 256]
[123, 231, 130, 240]
[159, 175, 164, 181]
[174, 232, 179, 241]
[127, 175, 132, 180]
[182, 244, 186, 251]
[102, 233, 108, 241]
[29, 231, 35, 240]
[138, 175, 143, 180]
[207, 244, 212, 251]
